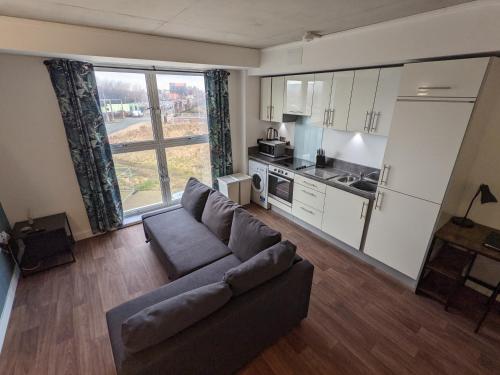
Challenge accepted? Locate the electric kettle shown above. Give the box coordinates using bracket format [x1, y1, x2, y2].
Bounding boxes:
[266, 127, 278, 140]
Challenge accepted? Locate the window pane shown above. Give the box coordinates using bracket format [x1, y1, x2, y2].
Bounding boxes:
[95, 71, 153, 143]
[156, 74, 208, 138]
[113, 150, 162, 212]
[166, 143, 212, 200]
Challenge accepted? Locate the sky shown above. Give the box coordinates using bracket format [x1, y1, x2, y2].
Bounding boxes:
[94, 70, 205, 90]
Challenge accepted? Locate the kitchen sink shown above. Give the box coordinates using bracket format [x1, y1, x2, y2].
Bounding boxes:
[350, 180, 377, 192]
[334, 175, 359, 184]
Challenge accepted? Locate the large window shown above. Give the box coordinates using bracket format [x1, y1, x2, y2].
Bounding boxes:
[95, 69, 212, 216]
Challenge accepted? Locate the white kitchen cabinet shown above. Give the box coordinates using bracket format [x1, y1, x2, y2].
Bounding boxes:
[308, 72, 333, 127]
[346, 68, 380, 133]
[260, 77, 272, 121]
[322, 186, 369, 250]
[398, 58, 489, 98]
[284, 74, 314, 116]
[294, 184, 326, 212]
[271, 76, 285, 122]
[369, 67, 402, 136]
[292, 200, 323, 229]
[364, 187, 440, 280]
[307, 71, 354, 130]
[329, 70, 354, 131]
[260, 76, 285, 122]
[295, 175, 326, 194]
[380, 100, 473, 204]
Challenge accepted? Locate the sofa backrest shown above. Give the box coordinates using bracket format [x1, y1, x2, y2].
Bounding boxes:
[181, 177, 213, 221]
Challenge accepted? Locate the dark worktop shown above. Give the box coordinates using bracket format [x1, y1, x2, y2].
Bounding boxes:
[248, 150, 379, 200]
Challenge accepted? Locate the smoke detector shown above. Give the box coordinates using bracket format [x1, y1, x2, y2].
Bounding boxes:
[302, 31, 322, 42]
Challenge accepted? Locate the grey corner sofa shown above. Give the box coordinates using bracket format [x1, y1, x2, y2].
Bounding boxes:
[106, 177, 314, 375]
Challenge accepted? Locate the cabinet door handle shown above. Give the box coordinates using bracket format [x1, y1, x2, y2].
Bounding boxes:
[323, 109, 328, 125]
[301, 189, 316, 197]
[329, 108, 335, 126]
[418, 86, 452, 90]
[380, 164, 391, 185]
[364, 110, 372, 131]
[370, 111, 380, 132]
[360, 201, 367, 219]
[374, 191, 384, 210]
[302, 181, 317, 188]
[300, 206, 314, 215]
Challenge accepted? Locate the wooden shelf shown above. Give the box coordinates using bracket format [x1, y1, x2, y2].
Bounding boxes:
[418, 270, 456, 303]
[425, 245, 474, 280]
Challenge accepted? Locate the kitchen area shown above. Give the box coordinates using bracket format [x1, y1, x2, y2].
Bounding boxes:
[247, 56, 499, 290]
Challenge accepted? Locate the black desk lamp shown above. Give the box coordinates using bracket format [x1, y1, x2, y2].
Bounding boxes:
[452, 184, 497, 228]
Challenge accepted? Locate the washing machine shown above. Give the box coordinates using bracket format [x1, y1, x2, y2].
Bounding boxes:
[249, 159, 269, 209]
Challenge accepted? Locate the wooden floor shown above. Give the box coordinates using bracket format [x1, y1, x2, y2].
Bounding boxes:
[1, 204, 499, 374]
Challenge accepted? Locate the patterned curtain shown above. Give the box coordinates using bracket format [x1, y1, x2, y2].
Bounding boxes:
[44, 59, 123, 233]
[204, 70, 233, 189]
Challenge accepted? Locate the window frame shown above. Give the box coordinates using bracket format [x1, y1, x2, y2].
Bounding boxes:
[95, 67, 210, 217]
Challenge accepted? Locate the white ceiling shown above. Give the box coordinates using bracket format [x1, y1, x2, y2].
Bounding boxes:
[0, 0, 475, 48]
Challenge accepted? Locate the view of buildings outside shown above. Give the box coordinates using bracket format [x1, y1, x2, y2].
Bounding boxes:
[95, 71, 212, 212]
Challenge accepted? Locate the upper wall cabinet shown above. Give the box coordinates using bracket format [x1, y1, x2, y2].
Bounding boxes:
[260, 76, 286, 122]
[307, 72, 333, 127]
[346, 68, 380, 133]
[398, 58, 489, 98]
[329, 71, 354, 131]
[347, 67, 401, 136]
[284, 74, 314, 116]
[260, 77, 272, 121]
[307, 71, 354, 130]
[370, 67, 402, 136]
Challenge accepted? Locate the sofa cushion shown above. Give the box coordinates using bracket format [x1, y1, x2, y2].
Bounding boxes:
[201, 191, 239, 243]
[223, 240, 296, 296]
[181, 177, 212, 221]
[143, 208, 231, 279]
[122, 282, 232, 353]
[228, 208, 281, 261]
[106, 254, 241, 366]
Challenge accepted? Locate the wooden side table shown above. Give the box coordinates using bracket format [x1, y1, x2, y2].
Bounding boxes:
[11, 213, 76, 277]
[416, 220, 500, 332]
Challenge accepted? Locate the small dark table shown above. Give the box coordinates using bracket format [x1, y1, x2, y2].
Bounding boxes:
[417, 220, 500, 332]
[11, 213, 76, 277]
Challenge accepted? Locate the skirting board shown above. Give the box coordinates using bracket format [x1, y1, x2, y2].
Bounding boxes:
[0, 265, 20, 353]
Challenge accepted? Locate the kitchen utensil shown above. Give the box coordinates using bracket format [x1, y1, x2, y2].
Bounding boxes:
[266, 127, 278, 140]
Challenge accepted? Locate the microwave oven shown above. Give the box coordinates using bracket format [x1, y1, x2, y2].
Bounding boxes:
[258, 140, 286, 158]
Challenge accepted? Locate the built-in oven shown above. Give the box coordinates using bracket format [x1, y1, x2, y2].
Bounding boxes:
[267, 165, 295, 207]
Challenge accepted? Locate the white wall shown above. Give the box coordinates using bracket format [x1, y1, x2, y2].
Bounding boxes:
[0, 16, 259, 69]
[0, 54, 92, 239]
[250, 1, 500, 76]
[0, 53, 247, 239]
[322, 130, 387, 169]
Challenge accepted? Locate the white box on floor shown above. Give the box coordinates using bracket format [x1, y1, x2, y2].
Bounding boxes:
[217, 175, 240, 203]
[232, 173, 252, 206]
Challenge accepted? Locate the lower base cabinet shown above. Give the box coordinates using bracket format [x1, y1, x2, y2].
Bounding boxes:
[321, 186, 369, 250]
[363, 187, 440, 280]
[292, 200, 323, 229]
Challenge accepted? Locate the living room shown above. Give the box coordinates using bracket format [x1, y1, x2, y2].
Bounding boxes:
[0, 1, 500, 374]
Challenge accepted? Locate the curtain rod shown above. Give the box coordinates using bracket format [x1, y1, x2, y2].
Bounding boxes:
[92, 64, 205, 74]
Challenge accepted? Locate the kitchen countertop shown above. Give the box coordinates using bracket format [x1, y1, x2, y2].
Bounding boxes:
[249, 151, 378, 200]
